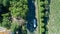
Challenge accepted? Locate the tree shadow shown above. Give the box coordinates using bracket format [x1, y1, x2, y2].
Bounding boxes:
[0, 14, 3, 23]
[13, 26, 23, 34]
[17, 26, 23, 34]
[41, 0, 50, 34]
[0, 2, 11, 25]
[40, 0, 45, 2]
[26, 0, 36, 32]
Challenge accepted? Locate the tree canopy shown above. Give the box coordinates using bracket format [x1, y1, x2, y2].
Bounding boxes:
[9, 0, 28, 19]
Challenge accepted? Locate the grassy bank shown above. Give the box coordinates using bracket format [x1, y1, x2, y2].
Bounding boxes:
[47, 0, 60, 34]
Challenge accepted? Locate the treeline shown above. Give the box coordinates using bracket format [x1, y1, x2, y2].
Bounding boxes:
[38, 0, 49, 34]
[0, 0, 28, 34]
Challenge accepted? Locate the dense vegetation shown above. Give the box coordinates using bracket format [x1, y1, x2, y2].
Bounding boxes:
[0, 0, 51, 34]
[9, 0, 28, 19]
[0, 0, 28, 34]
[1, 13, 11, 29]
[37, 0, 49, 34]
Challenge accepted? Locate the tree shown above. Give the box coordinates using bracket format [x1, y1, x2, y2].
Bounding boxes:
[44, 0, 48, 5]
[9, 0, 28, 19]
[11, 22, 19, 32]
[0, 0, 3, 4]
[3, 0, 10, 7]
[1, 13, 11, 29]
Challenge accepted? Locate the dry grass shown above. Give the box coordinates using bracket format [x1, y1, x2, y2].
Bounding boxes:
[47, 0, 60, 34]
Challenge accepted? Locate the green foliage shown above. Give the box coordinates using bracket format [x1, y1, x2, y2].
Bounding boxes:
[0, 23, 2, 26]
[0, 0, 3, 4]
[9, 0, 28, 19]
[0, 0, 28, 34]
[40, 1, 44, 6]
[40, 2, 45, 34]
[11, 22, 19, 32]
[22, 25, 26, 31]
[41, 28, 45, 32]
[0, 0, 9, 7]
[0, 0, 28, 33]
[46, 31, 48, 34]
[3, 0, 10, 7]
[2, 13, 11, 29]
[2, 13, 9, 17]
[38, 0, 49, 34]
[40, 7, 45, 12]
[44, 0, 48, 5]
[22, 25, 27, 34]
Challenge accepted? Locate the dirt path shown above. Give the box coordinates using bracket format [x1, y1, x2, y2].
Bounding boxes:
[34, 0, 39, 34]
